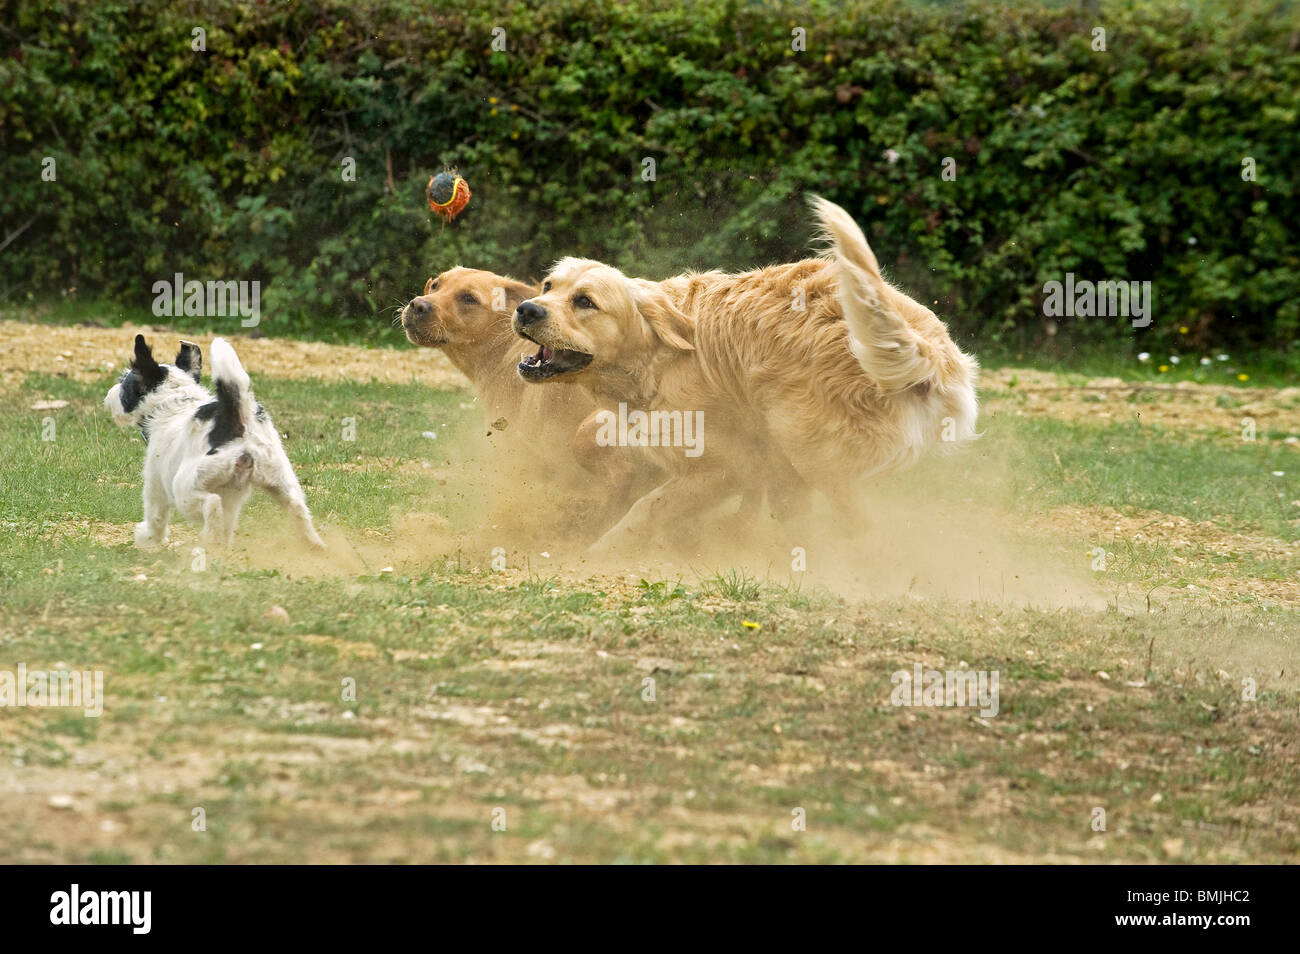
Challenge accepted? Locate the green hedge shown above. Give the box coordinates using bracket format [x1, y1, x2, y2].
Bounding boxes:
[2, 0, 1297, 366]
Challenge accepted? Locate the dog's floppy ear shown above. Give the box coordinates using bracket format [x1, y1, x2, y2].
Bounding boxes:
[499, 279, 536, 313]
[423, 277, 435, 295]
[175, 341, 202, 382]
[634, 282, 695, 352]
[131, 334, 166, 389]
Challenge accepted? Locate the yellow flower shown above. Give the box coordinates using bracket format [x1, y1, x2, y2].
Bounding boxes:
[490, 108, 498, 116]
[510, 131, 519, 140]
[1158, 365, 1169, 372]
[1237, 373, 1249, 381]
[488, 96, 498, 104]
[510, 104, 518, 112]
[742, 620, 761, 630]
[1179, 326, 1189, 334]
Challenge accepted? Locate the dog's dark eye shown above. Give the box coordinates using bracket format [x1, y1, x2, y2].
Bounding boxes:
[543, 281, 552, 293]
[573, 294, 596, 310]
[458, 292, 478, 305]
[431, 281, 439, 290]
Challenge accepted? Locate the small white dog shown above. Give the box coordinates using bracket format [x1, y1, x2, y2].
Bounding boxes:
[105, 334, 326, 550]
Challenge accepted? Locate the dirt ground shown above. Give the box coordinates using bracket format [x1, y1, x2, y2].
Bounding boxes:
[0, 319, 468, 394]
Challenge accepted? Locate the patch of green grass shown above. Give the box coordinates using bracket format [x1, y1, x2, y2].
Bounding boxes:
[706, 568, 763, 601]
[637, 578, 691, 603]
[998, 416, 1299, 541]
[977, 339, 1299, 390]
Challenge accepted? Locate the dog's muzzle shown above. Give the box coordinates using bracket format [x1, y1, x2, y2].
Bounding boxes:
[401, 297, 446, 346]
[512, 300, 546, 333]
[404, 298, 432, 324]
[103, 384, 133, 427]
[513, 301, 593, 381]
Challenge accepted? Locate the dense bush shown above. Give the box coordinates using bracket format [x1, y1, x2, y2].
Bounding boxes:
[1, 0, 1297, 366]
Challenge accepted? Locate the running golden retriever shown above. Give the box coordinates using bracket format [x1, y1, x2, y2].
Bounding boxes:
[400, 267, 654, 526]
[401, 268, 581, 442]
[510, 197, 979, 553]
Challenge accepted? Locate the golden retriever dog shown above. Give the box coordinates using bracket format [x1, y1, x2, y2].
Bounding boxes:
[401, 267, 579, 437]
[400, 267, 653, 526]
[510, 197, 979, 553]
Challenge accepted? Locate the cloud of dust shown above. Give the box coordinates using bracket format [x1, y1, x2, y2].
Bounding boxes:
[233, 413, 1107, 612]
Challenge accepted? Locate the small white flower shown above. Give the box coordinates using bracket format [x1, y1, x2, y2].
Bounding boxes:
[1169, 355, 1180, 364]
[1216, 353, 1230, 361]
[1272, 471, 1285, 478]
[883, 148, 900, 164]
[1187, 236, 1198, 245]
[1137, 352, 1151, 362]
[1200, 356, 1211, 365]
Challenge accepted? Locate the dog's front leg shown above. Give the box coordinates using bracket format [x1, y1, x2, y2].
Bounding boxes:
[571, 411, 661, 534]
[134, 477, 171, 548]
[587, 467, 733, 558]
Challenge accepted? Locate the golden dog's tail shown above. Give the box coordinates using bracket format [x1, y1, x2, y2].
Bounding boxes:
[810, 196, 935, 393]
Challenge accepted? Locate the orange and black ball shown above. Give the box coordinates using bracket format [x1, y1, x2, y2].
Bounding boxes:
[427, 171, 471, 223]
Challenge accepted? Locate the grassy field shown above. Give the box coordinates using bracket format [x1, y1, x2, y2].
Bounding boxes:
[1, 320, 1297, 863]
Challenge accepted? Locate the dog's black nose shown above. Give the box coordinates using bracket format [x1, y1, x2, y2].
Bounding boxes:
[406, 298, 431, 320]
[514, 301, 547, 326]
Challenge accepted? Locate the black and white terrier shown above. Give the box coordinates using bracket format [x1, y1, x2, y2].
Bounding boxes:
[104, 334, 326, 550]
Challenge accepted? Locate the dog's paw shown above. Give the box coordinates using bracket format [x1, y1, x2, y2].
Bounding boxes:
[133, 523, 165, 549]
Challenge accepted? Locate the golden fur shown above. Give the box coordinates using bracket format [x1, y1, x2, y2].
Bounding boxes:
[401, 268, 590, 440]
[400, 267, 650, 518]
[511, 197, 980, 551]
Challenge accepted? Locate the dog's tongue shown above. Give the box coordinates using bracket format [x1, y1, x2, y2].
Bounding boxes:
[541, 346, 553, 362]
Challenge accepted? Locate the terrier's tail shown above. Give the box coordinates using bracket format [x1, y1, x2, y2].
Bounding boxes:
[209, 338, 255, 430]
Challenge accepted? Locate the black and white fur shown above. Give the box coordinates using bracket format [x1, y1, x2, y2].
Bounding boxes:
[104, 334, 326, 550]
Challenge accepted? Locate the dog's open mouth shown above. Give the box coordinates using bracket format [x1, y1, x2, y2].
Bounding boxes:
[518, 338, 593, 380]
